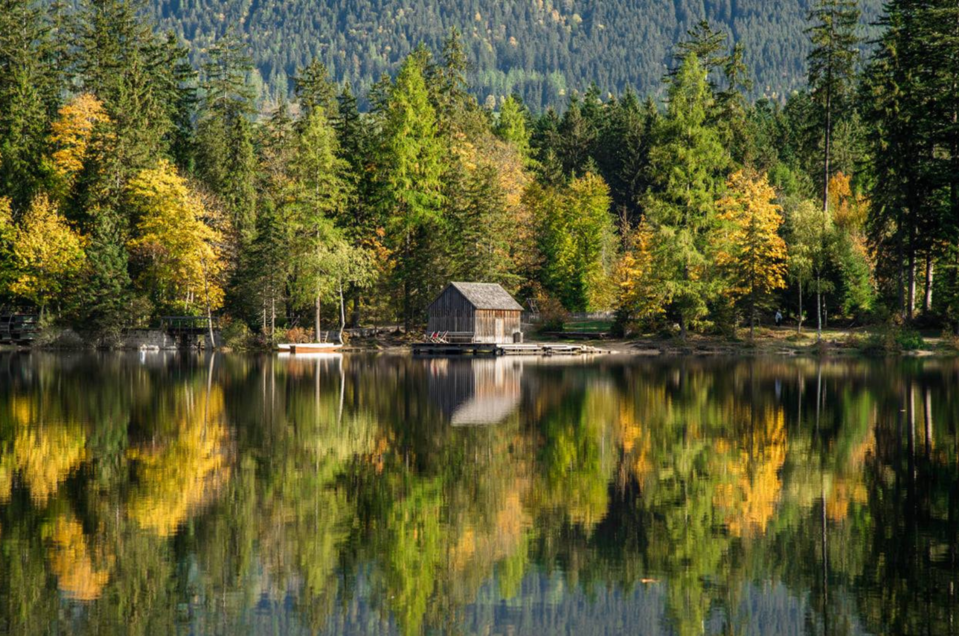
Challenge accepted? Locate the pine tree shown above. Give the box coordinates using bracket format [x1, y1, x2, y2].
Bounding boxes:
[196, 31, 257, 238]
[379, 54, 445, 329]
[494, 95, 531, 159]
[292, 106, 351, 337]
[0, 0, 59, 211]
[294, 59, 338, 120]
[644, 54, 729, 339]
[807, 0, 861, 212]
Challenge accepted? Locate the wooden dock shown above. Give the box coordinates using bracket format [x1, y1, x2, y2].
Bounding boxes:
[412, 342, 606, 357]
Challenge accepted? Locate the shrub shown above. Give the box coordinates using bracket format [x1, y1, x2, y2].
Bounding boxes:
[895, 328, 925, 351]
[536, 294, 568, 332]
[221, 319, 253, 351]
[283, 326, 312, 344]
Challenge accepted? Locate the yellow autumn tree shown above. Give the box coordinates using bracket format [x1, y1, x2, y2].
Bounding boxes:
[10, 193, 86, 314]
[617, 219, 667, 331]
[0, 197, 16, 296]
[716, 170, 788, 338]
[48, 93, 112, 187]
[127, 160, 224, 326]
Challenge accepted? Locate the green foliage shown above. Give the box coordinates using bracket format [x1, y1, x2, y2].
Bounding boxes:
[529, 173, 617, 312]
[644, 54, 728, 336]
[144, 0, 882, 110]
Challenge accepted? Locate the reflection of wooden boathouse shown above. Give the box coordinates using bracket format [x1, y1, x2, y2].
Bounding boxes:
[427, 358, 522, 426]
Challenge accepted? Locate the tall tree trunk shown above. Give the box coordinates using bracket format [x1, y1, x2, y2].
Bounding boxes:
[270, 295, 276, 340]
[315, 288, 321, 342]
[822, 83, 832, 216]
[403, 229, 411, 333]
[816, 277, 822, 341]
[897, 207, 906, 320]
[924, 253, 934, 313]
[798, 278, 803, 335]
[338, 280, 346, 344]
[908, 235, 917, 320]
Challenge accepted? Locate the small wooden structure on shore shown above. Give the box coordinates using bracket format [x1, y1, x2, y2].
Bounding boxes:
[427, 282, 523, 345]
[0, 313, 39, 345]
[413, 342, 606, 356]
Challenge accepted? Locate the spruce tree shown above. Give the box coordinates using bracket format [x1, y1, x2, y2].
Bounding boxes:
[379, 53, 445, 330]
[644, 54, 728, 339]
[0, 0, 60, 211]
[807, 0, 861, 212]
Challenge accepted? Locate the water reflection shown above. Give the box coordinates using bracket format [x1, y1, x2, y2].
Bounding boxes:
[427, 357, 522, 425]
[0, 352, 957, 635]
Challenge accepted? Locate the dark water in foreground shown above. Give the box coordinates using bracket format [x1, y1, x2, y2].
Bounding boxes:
[1, 352, 958, 636]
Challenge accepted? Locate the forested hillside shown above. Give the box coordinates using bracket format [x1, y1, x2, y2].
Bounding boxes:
[2, 0, 958, 348]
[150, 0, 882, 109]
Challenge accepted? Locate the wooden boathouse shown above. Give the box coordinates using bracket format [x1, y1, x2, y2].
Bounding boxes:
[426, 282, 523, 345]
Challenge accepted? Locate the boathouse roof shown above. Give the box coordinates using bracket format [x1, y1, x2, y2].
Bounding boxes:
[437, 282, 524, 312]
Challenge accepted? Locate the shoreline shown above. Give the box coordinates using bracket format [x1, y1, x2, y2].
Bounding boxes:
[4, 327, 957, 358]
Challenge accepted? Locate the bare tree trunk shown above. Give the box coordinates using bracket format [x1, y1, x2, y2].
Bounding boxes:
[315, 288, 322, 342]
[816, 277, 822, 341]
[270, 295, 276, 340]
[924, 254, 934, 313]
[337, 280, 346, 344]
[351, 293, 360, 328]
[908, 246, 917, 320]
[798, 278, 803, 334]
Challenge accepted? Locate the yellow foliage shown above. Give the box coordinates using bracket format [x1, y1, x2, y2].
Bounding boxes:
[10, 194, 86, 308]
[0, 455, 13, 504]
[127, 160, 225, 314]
[46, 514, 112, 601]
[828, 172, 869, 231]
[49, 93, 112, 185]
[617, 220, 666, 325]
[126, 387, 230, 536]
[10, 395, 87, 504]
[714, 406, 786, 536]
[716, 170, 788, 308]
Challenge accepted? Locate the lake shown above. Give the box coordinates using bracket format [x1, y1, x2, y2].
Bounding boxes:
[0, 352, 956, 635]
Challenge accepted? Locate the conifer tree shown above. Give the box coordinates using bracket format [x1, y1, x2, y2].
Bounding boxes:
[379, 54, 445, 329]
[0, 0, 59, 211]
[294, 59, 338, 120]
[494, 95, 531, 159]
[196, 31, 257, 239]
[644, 54, 728, 339]
[807, 0, 861, 212]
[292, 106, 350, 337]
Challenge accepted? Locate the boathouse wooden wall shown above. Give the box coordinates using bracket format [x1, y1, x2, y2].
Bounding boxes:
[427, 287, 521, 344]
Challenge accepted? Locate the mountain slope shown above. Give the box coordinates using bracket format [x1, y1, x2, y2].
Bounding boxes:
[150, 0, 882, 109]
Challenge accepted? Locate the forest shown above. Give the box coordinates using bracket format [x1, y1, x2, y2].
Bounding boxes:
[0, 0, 957, 345]
[144, 0, 884, 110]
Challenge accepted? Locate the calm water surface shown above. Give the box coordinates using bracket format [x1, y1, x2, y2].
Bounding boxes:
[1, 352, 957, 635]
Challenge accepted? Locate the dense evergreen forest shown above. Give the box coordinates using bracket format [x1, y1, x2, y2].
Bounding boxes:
[0, 0, 957, 345]
[148, 0, 884, 109]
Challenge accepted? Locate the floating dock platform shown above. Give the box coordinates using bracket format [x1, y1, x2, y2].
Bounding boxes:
[412, 342, 605, 357]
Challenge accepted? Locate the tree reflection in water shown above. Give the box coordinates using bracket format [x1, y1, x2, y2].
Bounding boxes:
[0, 352, 957, 635]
